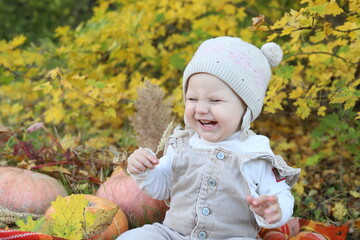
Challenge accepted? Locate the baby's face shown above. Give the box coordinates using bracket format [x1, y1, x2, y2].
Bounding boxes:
[185, 73, 246, 142]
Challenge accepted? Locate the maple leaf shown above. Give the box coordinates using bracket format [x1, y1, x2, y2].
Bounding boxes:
[325, 0, 344, 16]
[332, 202, 348, 221]
[294, 99, 311, 119]
[47, 195, 94, 240]
[317, 106, 327, 117]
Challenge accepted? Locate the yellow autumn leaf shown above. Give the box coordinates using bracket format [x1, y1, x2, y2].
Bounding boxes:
[267, 33, 279, 42]
[332, 202, 348, 221]
[33, 82, 53, 94]
[49, 195, 95, 240]
[104, 108, 117, 118]
[349, 0, 360, 14]
[71, 74, 88, 81]
[140, 43, 157, 58]
[40, 166, 71, 175]
[0, 56, 11, 68]
[9, 103, 24, 115]
[293, 182, 305, 196]
[289, 87, 304, 99]
[325, 0, 344, 16]
[85, 136, 113, 149]
[44, 104, 65, 124]
[47, 68, 61, 80]
[323, 22, 333, 37]
[223, 4, 236, 15]
[280, 26, 295, 36]
[9, 35, 27, 49]
[61, 77, 72, 89]
[294, 99, 311, 119]
[349, 191, 360, 198]
[61, 134, 78, 149]
[330, 87, 358, 110]
[355, 112, 360, 120]
[55, 25, 71, 38]
[317, 106, 327, 117]
[272, 13, 290, 30]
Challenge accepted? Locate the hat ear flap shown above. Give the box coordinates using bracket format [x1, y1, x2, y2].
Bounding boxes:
[241, 108, 252, 131]
[240, 108, 256, 140]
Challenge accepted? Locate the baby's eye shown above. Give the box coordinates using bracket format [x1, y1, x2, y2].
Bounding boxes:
[187, 97, 198, 102]
[210, 99, 221, 103]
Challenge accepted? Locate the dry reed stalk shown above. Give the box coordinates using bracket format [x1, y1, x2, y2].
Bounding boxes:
[155, 119, 176, 157]
[0, 207, 43, 227]
[130, 80, 174, 153]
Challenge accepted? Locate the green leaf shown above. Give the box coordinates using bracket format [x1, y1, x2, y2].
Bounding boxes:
[16, 216, 46, 233]
[274, 64, 295, 79]
[306, 153, 323, 166]
[87, 79, 106, 89]
[170, 53, 186, 71]
[308, 3, 328, 14]
[155, 13, 164, 23]
[310, 140, 321, 149]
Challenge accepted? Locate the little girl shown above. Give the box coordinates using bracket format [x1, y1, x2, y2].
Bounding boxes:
[117, 36, 301, 240]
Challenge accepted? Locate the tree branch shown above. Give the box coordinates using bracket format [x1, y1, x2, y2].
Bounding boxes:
[293, 51, 360, 65]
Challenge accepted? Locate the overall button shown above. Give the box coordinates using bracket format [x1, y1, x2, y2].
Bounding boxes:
[216, 152, 225, 160]
[198, 231, 207, 239]
[208, 178, 216, 187]
[202, 207, 211, 216]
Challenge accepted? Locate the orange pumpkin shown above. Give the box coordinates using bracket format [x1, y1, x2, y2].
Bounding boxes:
[96, 169, 169, 227]
[0, 167, 68, 214]
[45, 194, 128, 240]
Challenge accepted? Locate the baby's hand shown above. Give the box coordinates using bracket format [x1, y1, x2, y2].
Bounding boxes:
[246, 195, 281, 224]
[127, 148, 159, 174]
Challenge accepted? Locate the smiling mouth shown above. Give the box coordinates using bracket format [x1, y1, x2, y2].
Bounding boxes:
[199, 120, 217, 127]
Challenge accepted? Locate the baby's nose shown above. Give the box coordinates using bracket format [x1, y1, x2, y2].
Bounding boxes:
[195, 101, 210, 114]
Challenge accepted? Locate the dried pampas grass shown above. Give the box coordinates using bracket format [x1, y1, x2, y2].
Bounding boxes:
[130, 80, 175, 155]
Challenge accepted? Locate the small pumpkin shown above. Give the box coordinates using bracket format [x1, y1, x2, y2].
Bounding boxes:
[0, 167, 68, 214]
[45, 194, 128, 240]
[96, 169, 169, 227]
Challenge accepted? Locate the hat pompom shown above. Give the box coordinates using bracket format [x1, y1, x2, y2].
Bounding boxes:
[261, 42, 283, 68]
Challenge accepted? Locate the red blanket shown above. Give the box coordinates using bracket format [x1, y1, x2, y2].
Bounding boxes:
[0, 229, 67, 240]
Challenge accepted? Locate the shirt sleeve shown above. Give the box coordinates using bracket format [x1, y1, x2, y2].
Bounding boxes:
[243, 159, 294, 228]
[129, 145, 174, 200]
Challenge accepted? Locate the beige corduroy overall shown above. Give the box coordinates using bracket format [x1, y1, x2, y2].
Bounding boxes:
[117, 136, 300, 240]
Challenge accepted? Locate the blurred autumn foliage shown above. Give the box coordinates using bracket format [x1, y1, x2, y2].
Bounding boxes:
[0, 0, 359, 238]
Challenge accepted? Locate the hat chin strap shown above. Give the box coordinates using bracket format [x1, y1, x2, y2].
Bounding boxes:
[240, 108, 255, 140]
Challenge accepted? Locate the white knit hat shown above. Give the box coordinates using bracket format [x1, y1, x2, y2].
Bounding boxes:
[183, 36, 283, 131]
